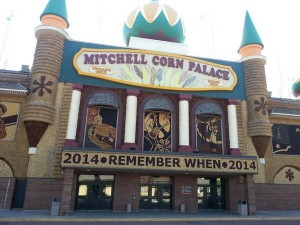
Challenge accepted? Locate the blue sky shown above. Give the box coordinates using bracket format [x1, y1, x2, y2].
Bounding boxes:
[0, 0, 300, 99]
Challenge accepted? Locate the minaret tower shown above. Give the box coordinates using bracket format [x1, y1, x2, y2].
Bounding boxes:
[238, 11, 272, 159]
[23, 0, 69, 154]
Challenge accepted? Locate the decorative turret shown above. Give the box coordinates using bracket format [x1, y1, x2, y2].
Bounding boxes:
[238, 11, 264, 57]
[238, 11, 272, 158]
[22, 0, 69, 153]
[123, 1, 185, 46]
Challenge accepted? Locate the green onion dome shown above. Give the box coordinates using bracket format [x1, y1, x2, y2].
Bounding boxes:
[292, 78, 300, 98]
[123, 1, 186, 46]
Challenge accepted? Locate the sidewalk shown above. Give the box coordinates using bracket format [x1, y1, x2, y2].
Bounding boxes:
[1, 209, 300, 222]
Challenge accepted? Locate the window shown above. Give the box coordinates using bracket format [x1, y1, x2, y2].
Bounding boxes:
[272, 124, 300, 155]
[78, 185, 88, 196]
[84, 93, 119, 149]
[194, 101, 224, 154]
[142, 97, 173, 152]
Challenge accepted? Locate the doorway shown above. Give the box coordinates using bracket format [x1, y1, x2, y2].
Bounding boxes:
[139, 176, 172, 211]
[76, 175, 114, 211]
[12, 179, 27, 208]
[197, 177, 225, 210]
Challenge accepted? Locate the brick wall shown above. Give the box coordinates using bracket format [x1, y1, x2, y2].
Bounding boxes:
[22, 175, 300, 212]
[113, 173, 140, 212]
[0, 177, 15, 209]
[172, 175, 198, 212]
[245, 175, 256, 215]
[23, 178, 63, 210]
[60, 169, 77, 215]
[113, 174, 199, 212]
[226, 176, 245, 211]
[255, 183, 300, 210]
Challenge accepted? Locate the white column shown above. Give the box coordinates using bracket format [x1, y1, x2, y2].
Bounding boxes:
[124, 95, 138, 143]
[66, 84, 82, 140]
[227, 100, 239, 150]
[179, 100, 189, 146]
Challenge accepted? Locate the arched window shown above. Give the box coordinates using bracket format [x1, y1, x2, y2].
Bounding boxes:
[142, 97, 173, 152]
[84, 93, 119, 150]
[194, 101, 224, 154]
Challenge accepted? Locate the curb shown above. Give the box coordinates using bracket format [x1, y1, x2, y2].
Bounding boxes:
[1, 217, 300, 223]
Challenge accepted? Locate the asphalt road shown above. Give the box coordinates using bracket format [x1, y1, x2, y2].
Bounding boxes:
[1, 221, 300, 225]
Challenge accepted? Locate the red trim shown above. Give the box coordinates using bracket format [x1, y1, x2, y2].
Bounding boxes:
[228, 99, 237, 105]
[179, 94, 192, 101]
[72, 83, 83, 91]
[127, 89, 140, 96]
[230, 148, 241, 155]
[121, 143, 137, 150]
[64, 139, 78, 147]
[178, 145, 193, 153]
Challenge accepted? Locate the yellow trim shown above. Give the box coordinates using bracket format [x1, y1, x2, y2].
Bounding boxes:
[73, 48, 238, 92]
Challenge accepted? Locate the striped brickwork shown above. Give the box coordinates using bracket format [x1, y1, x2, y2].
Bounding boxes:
[23, 32, 65, 125]
[52, 83, 73, 178]
[243, 58, 272, 158]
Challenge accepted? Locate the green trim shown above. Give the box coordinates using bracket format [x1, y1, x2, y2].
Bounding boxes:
[238, 11, 263, 51]
[40, 0, 69, 28]
[123, 11, 185, 45]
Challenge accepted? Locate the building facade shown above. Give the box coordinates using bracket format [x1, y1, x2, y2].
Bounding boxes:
[1, 0, 300, 215]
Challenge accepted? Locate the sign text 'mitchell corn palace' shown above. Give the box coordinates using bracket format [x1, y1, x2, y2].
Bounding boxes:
[83, 52, 231, 81]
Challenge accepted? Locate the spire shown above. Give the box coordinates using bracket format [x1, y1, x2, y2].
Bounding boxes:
[40, 0, 69, 29]
[238, 11, 263, 53]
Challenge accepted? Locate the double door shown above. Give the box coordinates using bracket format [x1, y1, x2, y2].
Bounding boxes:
[76, 182, 113, 210]
[140, 184, 171, 211]
[197, 178, 225, 210]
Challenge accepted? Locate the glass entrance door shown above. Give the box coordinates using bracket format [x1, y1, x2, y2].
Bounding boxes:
[76, 175, 114, 211]
[139, 176, 172, 211]
[86, 183, 113, 210]
[197, 178, 225, 210]
[140, 184, 171, 210]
